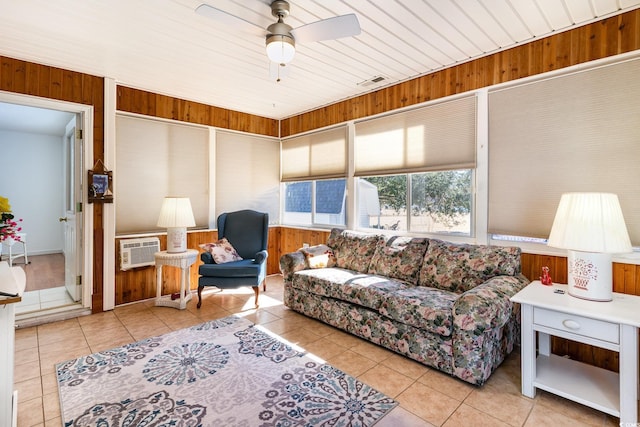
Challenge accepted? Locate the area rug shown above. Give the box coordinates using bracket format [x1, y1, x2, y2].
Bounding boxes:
[56, 315, 397, 426]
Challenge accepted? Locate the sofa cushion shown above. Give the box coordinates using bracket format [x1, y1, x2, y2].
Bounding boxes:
[418, 239, 522, 293]
[368, 236, 429, 285]
[327, 228, 383, 273]
[379, 286, 458, 336]
[290, 268, 408, 311]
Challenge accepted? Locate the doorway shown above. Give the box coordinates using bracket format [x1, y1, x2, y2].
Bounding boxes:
[0, 93, 94, 325]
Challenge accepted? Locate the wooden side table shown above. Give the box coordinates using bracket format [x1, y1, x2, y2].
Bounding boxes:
[154, 249, 198, 310]
[511, 280, 640, 423]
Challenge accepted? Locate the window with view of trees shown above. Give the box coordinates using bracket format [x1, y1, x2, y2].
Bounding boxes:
[354, 95, 476, 236]
[280, 96, 477, 233]
[359, 170, 472, 235]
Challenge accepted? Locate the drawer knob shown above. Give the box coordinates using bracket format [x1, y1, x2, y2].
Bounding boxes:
[562, 319, 581, 330]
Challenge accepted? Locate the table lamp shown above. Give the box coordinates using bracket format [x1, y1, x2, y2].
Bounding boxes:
[547, 192, 632, 301]
[157, 197, 195, 253]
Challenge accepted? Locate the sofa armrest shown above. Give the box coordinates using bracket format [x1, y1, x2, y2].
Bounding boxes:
[453, 274, 530, 333]
[254, 250, 268, 264]
[279, 251, 308, 281]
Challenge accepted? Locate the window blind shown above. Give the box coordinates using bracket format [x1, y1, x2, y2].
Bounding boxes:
[488, 57, 640, 245]
[281, 126, 346, 181]
[354, 95, 477, 176]
[216, 130, 280, 223]
[115, 115, 209, 234]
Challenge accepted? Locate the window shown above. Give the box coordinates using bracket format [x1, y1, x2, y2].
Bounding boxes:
[354, 95, 477, 236]
[281, 126, 346, 181]
[354, 96, 476, 176]
[282, 178, 346, 226]
[115, 115, 209, 234]
[358, 170, 472, 235]
[488, 57, 640, 246]
[216, 131, 280, 224]
[281, 126, 347, 227]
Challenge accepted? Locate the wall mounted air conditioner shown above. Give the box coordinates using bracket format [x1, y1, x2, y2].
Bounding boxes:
[120, 237, 160, 270]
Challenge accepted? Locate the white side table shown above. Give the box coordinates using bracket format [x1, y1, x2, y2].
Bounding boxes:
[0, 261, 26, 427]
[511, 280, 640, 423]
[154, 249, 198, 310]
[1, 233, 29, 267]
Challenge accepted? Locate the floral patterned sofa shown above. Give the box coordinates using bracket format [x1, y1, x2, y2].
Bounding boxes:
[280, 228, 530, 386]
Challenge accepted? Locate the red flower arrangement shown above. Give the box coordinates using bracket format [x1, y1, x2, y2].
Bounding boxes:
[0, 196, 23, 243]
[1, 217, 23, 243]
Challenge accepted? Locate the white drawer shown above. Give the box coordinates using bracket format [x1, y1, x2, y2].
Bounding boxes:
[533, 307, 619, 344]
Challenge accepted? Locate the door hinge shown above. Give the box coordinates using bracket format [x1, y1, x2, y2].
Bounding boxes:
[76, 276, 82, 286]
[77, 202, 82, 212]
[76, 129, 83, 139]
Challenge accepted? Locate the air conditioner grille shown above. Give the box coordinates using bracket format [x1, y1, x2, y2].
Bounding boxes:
[131, 245, 158, 264]
[120, 237, 160, 270]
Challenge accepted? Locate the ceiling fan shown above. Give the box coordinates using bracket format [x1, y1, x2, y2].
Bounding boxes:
[196, 1, 361, 71]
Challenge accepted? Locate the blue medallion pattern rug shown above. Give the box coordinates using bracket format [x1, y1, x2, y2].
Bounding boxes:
[56, 315, 397, 426]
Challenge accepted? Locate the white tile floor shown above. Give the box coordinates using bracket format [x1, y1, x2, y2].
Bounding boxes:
[14, 275, 623, 427]
[15, 287, 78, 315]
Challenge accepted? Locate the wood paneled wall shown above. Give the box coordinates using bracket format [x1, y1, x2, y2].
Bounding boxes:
[5, 9, 637, 318]
[115, 232, 216, 304]
[0, 55, 106, 312]
[116, 86, 278, 137]
[281, 9, 640, 137]
[115, 227, 286, 305]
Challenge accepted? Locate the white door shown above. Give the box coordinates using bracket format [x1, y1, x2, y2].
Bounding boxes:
[62, 118, 83, 301]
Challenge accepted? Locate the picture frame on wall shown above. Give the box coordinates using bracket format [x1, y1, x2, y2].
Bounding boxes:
[92, 174, 109, 195]
[88, 159, 113, 203]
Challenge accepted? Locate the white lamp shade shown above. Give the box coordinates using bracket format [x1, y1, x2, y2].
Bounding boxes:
[157, 197, 196, 228]
[547, 192, 632, 253]
[266, 35, 295, 64]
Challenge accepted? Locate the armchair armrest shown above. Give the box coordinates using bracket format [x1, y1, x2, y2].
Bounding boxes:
[201, 251, 214, 264]
[453, 274, 529, 333]
[279, 251, 308, 281]
[254, 250, 268, 264]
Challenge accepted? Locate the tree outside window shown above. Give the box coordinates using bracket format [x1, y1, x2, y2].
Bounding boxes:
[360, 170, 472, 235]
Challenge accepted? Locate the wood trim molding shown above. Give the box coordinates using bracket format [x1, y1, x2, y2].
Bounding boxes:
[0, 55, 106, 312]
[116, 86, 279, 137]
[281, 9, 640, 137]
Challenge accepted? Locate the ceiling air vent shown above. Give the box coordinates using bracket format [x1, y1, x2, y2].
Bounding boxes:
[358, 76, 386, 87]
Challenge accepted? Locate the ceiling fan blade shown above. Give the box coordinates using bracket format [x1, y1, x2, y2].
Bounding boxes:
[291, 13, 360, 44]
[195, 4, 265, 37]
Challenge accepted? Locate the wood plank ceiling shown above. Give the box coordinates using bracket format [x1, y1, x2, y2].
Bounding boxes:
[1, 0, 639, 120]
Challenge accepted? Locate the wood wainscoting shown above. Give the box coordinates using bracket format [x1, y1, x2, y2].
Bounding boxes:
[115, 226, 640, 372]
[115, 227, 285, 305]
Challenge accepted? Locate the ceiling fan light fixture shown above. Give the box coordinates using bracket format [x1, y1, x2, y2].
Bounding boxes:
[266, 34, 295, 64]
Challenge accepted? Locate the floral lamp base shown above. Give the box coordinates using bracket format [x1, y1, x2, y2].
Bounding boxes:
[567, 250, 612, 302]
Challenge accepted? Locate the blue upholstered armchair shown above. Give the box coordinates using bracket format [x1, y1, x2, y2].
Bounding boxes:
[197, 210, 269, 308]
